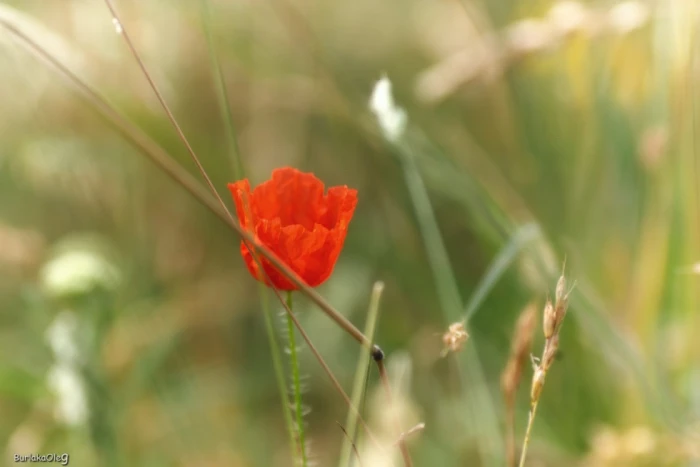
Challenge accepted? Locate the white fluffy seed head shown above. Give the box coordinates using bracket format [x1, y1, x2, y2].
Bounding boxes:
[369, 75, 407, 142]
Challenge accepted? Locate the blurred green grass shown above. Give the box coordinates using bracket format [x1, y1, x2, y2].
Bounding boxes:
[1, 0, 699, 466]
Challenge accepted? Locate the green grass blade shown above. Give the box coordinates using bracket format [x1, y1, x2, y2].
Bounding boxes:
[338, 281, 384, 467]
[398, 144, 462, 319]
[462, 223, 542, 322]
[396, 141, 505, 467]
[199, 0, 245, 180]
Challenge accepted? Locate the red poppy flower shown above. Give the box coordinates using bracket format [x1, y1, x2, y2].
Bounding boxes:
[228, 167, 358, 290]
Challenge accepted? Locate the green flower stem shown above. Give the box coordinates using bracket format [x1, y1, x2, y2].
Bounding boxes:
[260, 285, 298, 463]
[286, 291, 308, 466]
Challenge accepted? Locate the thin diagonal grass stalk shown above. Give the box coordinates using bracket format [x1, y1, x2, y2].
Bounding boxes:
[338, 423, 364, 467]
[0, 11, 386, 454]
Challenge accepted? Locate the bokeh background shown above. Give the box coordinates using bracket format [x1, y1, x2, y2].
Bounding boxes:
[1, 0, 699, 466]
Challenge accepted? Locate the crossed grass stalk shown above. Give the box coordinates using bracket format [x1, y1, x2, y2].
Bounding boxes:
[0, 3, 416, 466]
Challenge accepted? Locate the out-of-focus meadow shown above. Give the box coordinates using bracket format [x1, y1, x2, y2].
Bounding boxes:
[1, 0, 699, 466]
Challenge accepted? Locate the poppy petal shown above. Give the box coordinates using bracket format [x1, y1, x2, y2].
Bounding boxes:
[229, 167, 357, 290]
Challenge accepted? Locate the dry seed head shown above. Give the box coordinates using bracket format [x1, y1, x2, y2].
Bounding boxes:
[441, 322, 469, 356]
[531, 367, 546, 402]
[554, 301, 568, 334]
[543, 299, 556, 339]
[553, 283, 572, 335]
[555, 272, 567, 305]
[542, 335, 560, 371]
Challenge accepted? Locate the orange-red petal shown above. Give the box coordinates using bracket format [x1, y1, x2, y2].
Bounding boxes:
[227, 167, 357, 290]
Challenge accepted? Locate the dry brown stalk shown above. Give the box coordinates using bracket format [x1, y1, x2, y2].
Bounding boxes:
[518, 264, 574, 467]
[501, 301, 538, 467]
